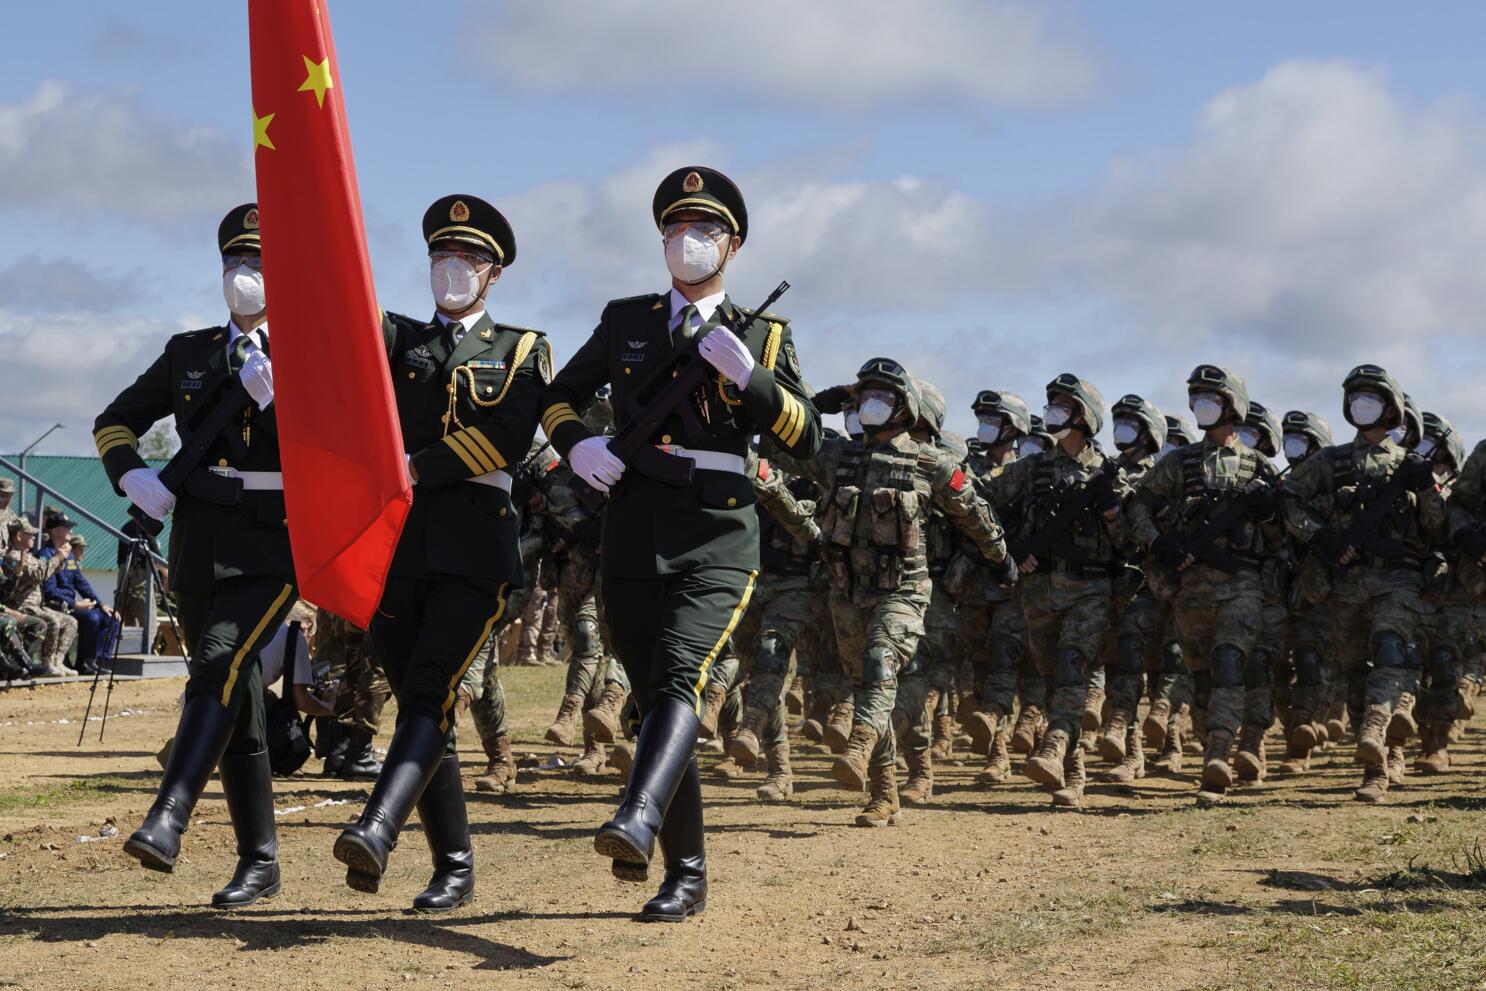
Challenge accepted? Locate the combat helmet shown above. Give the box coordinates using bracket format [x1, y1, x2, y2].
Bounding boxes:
[1186, 364, 1250, 425]
[1341, 363, 1407, 431]
[1163, 414, 1198, 448]
[937, 430, 969, 463]
[1045, 373, 1105, 436]
[855, 356, 920, 426]
[972, 389, 1032, 438]
[1420, 411, 1465, 473]
[1240, 400, 1283, 458]
[1400, 393, 1423, 448]
[1281, 410, 1334, 449]
[1111, 394, 1167, 453]
[913, 377, 947, 437]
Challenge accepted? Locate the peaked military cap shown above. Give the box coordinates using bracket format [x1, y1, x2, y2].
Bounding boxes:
[218, 203, 262, 255]
[422, 194, 516, 266]
[653, 166, 748, 244]
[0, 477, 13, 493]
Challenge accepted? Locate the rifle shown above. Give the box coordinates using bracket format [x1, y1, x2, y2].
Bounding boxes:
[571, 281, 791, 512]
[1176, 464, 1289, 574]
[1006, 459, 1117, 565]
[128, 378, 256, 537]
[1334, 455, 1430, 564]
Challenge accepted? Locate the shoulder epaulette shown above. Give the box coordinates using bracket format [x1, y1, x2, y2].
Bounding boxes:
[490, 322, 545, 336]
[603, 293, 665, 312]
[736, 306, 790, 324]
[382, 310, 429, 330]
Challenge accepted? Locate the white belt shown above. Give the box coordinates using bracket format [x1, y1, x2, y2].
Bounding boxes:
[468, 469, 513, 492]
[656, 445, 747, 475]
[208, 467, 283, 491]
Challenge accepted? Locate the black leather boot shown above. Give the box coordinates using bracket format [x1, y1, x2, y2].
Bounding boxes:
[640, 756, 706, 922]
[594, 699, 699, 868]
[333, 714, 446, 893]
[212, 749, 281, 908]
[339, 726, 383, 781]
[411, 754, 474, 912]
[321, 722, 348, 777]
[124, 694, 235, 872]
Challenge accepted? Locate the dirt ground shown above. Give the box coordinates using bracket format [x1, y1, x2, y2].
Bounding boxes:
[0, 670, 1484, 991]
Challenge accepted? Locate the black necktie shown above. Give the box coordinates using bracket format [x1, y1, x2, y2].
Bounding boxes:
[229, 336, 252, 373]
[447, 320, 465, 347]
[672, 305, 697, 348]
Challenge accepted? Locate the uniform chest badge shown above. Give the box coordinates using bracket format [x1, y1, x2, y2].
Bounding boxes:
[404, 351, 434, 372]
[621, 352, 647, 363]
[627, 340, 647, 349]
[467, 359, 506, 371]
[180, 373, 204, 390]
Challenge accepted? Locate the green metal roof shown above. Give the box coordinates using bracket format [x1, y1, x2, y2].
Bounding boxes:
[1, 455, 170, 572]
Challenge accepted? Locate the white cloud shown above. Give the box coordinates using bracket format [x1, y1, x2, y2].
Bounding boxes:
[0, 81, 252, 224]
[0, 309, 183, 455]
[473, 0, 1099, 110]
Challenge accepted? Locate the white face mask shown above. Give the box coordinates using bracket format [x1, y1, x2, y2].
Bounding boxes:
[1236, 426, 1262, 449]
[1348, 393, 1386, 428]
[665, 229, 725, 285]
[977, 417, 1002, 445]
[1043, 404, 1074, 429]
[1190, 394, 1225, 428]
[430, 256, 483, 312]
[1283, 434, 1311, 462]
[1112, 419, 1141, 449]
[222, 264, 265, 316]
[858, 396, 896, 428]
[1017, 437, 1046, 458]
[844, 409, 862, 436]
[1416, 436, 1437, 458]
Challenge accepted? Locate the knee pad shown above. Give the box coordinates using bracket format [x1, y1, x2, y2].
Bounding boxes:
[1211, 646, 1245, 689]
[1114, 635, 1145, 677]
[863, 645, 897, 684]
[1427, 645, 1458, 686]
[1051, 648, 1085, 689]
[755, 633, 791, 675]
[1372, 631, 1410, 669]
[1243, 649, 1272, 688]
[1293, 646, 1324, 687]
[572, 619, 600, 657]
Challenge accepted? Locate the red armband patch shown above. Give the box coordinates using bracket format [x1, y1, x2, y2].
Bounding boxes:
[950, 467, 966, 491]
[757, 459, 771, 481]
[546, 458, 561, 471]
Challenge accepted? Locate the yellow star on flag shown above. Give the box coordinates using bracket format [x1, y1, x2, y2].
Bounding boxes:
[298, 55, 334, 108]
[253, 109, 276, 151]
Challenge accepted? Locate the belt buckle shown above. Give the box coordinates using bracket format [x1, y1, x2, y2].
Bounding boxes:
[208, 466, 240, 479]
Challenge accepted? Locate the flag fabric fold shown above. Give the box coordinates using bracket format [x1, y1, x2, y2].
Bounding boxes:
[249, 0, 410, 627]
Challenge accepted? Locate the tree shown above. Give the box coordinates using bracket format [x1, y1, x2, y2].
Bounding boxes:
[137, 423, 179, 461]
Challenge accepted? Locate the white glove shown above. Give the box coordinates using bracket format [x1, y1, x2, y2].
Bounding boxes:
[239, 348, 275, 409]
[698, 326, 756, 389]
[568, 436, 626, 493]
[120, 467, 176, 521]
[406, 453, 418, 486]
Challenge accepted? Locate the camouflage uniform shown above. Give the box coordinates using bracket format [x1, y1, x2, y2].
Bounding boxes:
[315, 609, 390, 736]
[787, 367, 1008, 825]
[984, 433, 1130, 804]
[1132, 433, 1278, 802]
[1283, 414, 1445, 802]
[728, 460, 821, 800]
[1, 545, 75, 676]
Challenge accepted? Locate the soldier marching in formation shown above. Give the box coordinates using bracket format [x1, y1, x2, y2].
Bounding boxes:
[90, 187, 1486, 923]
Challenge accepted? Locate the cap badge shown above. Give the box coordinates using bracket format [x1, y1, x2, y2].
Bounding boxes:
[244, 208, 260, 230]
[682, 171, 704, 193]
[450, 200, 470, 223]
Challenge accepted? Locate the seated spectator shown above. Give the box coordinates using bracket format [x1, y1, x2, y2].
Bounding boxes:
[40, 517, 121, 676]
[2, 518, 75, 678]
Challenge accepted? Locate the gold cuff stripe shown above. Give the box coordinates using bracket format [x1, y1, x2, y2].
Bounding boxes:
[444, 432, 493, 474]
[97, 437, 137, 458]
[544, 412, 581, 436]
[541, 402, 578, 435]
[426, 225, 505, 262]
[691, 571, 759, 714]
[464, 428, 506, 470]
[94, 426, 138, 455]
[771, 390, 805, 447]
[220, 583, 295, 707]
[440, 585, 509, 733]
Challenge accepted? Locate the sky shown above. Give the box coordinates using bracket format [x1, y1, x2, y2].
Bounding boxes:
[6, 1, 1486, 456]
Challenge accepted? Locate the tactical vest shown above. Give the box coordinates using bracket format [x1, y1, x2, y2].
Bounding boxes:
[758, 508, 813, 577]
[1025, 450, 1120, 572]
[1168, 443, 1265, 567]
[818, 438, 938, 591]
[1324, 444, 1421, 570]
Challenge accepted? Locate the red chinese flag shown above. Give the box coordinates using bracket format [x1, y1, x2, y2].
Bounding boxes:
[249, 0, 410, 627]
